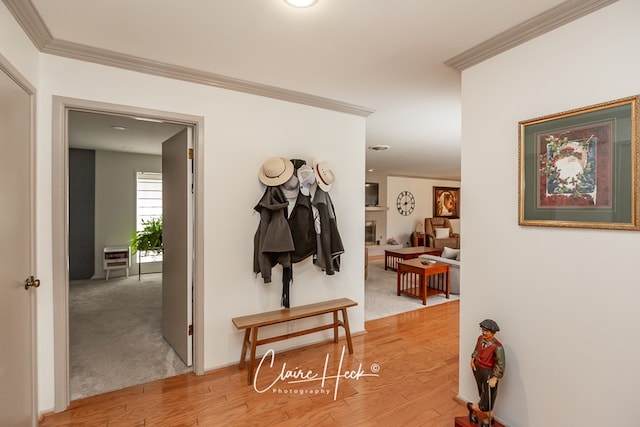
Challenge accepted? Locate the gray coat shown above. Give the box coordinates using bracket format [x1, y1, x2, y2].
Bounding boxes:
[253, 186, 295, 283]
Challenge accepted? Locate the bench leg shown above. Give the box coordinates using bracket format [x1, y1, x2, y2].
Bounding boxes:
[239, 328, 250, 369]
[333, 311, 339, 343]
[341, 307, 354, 354]
[248, 327, 258, 385]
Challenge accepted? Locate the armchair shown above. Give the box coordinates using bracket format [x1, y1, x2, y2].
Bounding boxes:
[424, 217, 459, 249]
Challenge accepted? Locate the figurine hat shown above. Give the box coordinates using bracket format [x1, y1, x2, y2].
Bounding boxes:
[479, 319, 500, 332]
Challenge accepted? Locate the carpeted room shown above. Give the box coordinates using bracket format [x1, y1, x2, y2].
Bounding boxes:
[69, 273, 191, 400]
[365, 252, 459, 321]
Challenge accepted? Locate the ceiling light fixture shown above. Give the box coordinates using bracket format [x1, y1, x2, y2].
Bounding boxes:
[368, 145, 390, 151]
[111, 125, 127, 131]
[284, 0, 318, 8]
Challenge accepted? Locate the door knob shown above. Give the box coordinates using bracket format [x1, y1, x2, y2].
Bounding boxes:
[24, 275, 40, 290]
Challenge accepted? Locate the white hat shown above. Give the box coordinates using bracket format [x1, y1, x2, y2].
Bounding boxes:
[314, 160, 335, 192]
[281, 174, 299, 199]
[259, 157, 294, 186]
[297, 164, 315, 196]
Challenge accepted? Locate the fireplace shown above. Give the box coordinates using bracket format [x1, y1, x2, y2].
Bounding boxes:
[365, 220, 376, 245]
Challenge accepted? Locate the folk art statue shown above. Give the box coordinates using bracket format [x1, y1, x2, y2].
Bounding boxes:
[467, 319, 505, 426]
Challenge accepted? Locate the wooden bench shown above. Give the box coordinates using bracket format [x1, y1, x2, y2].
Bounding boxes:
[231, 297, 358, 385]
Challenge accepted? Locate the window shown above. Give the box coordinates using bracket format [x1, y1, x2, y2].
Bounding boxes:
[136, 172, 162, 263]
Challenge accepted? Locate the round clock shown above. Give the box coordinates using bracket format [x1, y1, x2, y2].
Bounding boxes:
[396, 191, 415, 216]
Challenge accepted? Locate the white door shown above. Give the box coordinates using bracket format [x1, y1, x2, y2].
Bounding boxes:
[162, 128, 193, 365]
[0, 67, 37, 425]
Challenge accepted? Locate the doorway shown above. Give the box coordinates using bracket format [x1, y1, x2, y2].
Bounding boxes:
[52, 97, 205, 411]
[68, 111, 190, 399]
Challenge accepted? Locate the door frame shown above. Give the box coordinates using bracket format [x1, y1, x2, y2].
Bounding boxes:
[51, 96, 205, 411]
[0, 52, 38, 426]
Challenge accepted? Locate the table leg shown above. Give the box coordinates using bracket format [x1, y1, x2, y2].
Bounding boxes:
[445, 267, 450, 299]
[421, 271, 427, 305]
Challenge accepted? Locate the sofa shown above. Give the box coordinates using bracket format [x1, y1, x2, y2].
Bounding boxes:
[424, 217, 460, 249]
[418, 246, 460, 294]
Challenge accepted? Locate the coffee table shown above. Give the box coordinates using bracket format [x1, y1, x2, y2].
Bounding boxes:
[384, 246, 442, 271]
[396, 258, 450, 305]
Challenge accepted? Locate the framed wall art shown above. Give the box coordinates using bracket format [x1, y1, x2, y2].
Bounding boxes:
[433, 186, 459, 218]
[518, 95, 640, 230]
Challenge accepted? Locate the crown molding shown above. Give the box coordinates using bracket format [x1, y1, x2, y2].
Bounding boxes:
[445, 0, 618, 71]
[43, 39, 374, 116]
[1, 0, 52, 49]
[2, 0, 374, 117]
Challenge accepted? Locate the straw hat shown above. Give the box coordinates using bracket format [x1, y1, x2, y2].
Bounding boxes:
[313, 160, 335, 192]
[259, 157, 294, 186]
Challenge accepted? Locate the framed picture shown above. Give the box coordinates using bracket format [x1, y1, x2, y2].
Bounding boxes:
[433, 186, 459, 218]
[519, 95, 640, 230]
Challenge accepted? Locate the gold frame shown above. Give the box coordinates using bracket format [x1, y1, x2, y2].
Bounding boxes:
[518, 95, 640, 230]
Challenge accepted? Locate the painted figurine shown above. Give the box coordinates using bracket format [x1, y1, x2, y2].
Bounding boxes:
[467, 319, 505, 426]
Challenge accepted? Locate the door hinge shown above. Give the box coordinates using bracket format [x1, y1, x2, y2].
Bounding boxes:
[188, 324, 193, 336]
[188, 148, 194, 160]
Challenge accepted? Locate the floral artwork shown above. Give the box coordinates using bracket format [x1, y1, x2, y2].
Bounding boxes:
[519, 95, 640, 230]
[536, 123, 611, 208]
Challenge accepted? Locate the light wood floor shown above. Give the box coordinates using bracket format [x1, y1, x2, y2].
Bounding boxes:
[40, 300, 466, 426]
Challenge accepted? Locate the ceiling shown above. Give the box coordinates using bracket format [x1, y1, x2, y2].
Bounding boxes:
[6, 0, 616, 179]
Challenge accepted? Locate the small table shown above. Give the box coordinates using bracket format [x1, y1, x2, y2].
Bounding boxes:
[396, 258, 450, 305]
[384, 246, 442, 271]
[412, 232, 427, 247]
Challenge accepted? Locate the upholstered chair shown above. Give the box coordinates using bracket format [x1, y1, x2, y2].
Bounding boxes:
[424, 217, 459, 249]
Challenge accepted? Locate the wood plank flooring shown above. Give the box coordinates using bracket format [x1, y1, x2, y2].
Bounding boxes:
[40, 300, 467, 426]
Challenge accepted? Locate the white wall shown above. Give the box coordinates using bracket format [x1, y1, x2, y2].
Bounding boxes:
[34, 54, 366, 413]
[94, 151, 162, 277]
[386, 176, 460, 246]
[460, 1, 640, 425]
[0, 2, 367, 411]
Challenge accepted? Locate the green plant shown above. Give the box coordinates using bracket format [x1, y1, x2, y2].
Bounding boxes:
[130, 217, 163, 255]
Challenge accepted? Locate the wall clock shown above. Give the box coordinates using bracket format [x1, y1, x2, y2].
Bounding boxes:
[396, 191, 415, 216]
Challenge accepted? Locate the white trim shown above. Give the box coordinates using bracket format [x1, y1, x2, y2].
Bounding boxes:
[445, 0, 618, 70]
[2, 0, 373, 117]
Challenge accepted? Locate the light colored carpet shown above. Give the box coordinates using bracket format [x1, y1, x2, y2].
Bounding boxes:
[365, 258, 459, 321]
[69, 273, 191, 400]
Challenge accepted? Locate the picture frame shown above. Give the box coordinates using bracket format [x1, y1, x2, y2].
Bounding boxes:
[433, 186, 459, 218]
[519, 95, 640, 230]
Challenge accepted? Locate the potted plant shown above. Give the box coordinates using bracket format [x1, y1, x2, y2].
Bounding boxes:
[130, 217, 163, 256]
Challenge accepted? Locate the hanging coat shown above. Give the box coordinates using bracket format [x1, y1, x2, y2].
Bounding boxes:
[253, 186, 295, 284]
[287, 191, 316, 263]
[312, 188, 344, 275]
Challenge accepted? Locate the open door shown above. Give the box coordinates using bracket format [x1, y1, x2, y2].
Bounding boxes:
[162, 127, 193, 366]
[0, 65, 37, 425]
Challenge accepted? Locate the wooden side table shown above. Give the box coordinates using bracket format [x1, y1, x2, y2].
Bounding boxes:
[397, 258, 450, 305]
[384, 246, 442, 270]
[412, 232, 426, 247]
